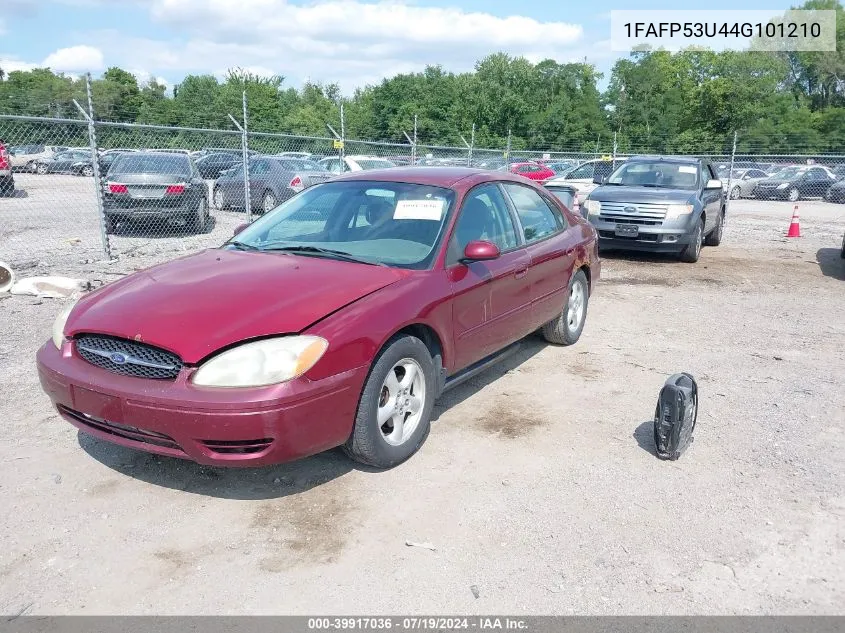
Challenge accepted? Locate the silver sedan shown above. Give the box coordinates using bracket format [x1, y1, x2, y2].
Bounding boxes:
[723, 168, 771, 199]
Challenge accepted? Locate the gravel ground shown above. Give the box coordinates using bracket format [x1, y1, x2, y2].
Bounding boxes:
[1, 178, 844, 615]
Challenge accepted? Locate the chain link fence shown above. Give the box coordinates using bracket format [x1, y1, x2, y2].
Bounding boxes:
[2, 81, 845, 273]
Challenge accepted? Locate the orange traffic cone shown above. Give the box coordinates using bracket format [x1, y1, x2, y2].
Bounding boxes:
[786, 205, 801, 238]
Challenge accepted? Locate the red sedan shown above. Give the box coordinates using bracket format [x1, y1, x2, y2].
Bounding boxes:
[510, 161, 556, 183]
[37, 168, 600, 469]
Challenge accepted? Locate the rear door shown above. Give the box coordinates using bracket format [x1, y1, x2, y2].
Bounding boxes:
[447, 183, 533, 370]
[501, 182, 577, 327]
[248, 158, 271, 206]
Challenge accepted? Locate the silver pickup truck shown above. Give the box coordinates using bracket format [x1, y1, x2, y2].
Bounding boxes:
[581, 156, 725, 263]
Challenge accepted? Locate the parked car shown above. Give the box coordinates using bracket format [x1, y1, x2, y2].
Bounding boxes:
[544, 182, 579, 215]
[72, 151, 130, 177]
[582, 156, 725, 263]
[754, 165, 838, 201]
[509, 161, 556, 183]
[0, 140, 15, 196]
[213, 156, 332, 213]
[539, 160, 579, 175]
[722, 168, 770, 199]
[32, 149, 94, 175]
[37, 167, 600, 468]
[547, 158, 629, 199]
[825, 178, 845, 203]
[318, 155, 397, 174]
[194, 152, 242, 179]
[101, 152, 210, 234]
[9, 144, 65, 172]
[276, 151, 315, 160]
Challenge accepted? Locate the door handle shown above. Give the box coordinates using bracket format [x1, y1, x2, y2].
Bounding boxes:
[514, 267, 528, 279]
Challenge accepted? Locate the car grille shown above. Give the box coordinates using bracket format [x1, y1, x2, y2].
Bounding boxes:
[75, 334, 183, 380]
[59, 405, 183, 451]
[200, 438, 274, 455]
[598, 201, 667, 226]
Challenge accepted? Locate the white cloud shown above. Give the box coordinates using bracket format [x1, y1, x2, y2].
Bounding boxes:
[0, 57, 39, 74]
[81, 0, 584, 92]
[42, 45, 105, 72]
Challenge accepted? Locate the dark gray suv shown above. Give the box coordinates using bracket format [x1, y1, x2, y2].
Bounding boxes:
[582, 156, 725, 263]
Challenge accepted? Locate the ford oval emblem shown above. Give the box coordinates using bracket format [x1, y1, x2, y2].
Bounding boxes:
[624, 206, 637, 213]
[110, 352, 127, 365]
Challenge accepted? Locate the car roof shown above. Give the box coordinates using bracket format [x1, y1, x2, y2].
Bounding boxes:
[327, 166, 535, 189]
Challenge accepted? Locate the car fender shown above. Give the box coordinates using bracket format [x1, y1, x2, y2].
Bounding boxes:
[304, 271, 454, 382]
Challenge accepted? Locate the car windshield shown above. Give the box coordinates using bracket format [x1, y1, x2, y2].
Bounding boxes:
[109, 154, 191, 176]
[606, 161, 700, 189]
[356, 159, 395, 170]
[769, 167, 807, 179]
[229, 180, 456, 269]
[275, 159, 324, 171]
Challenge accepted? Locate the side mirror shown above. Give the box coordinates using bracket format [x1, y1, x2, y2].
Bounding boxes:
[233, 223, 250, 236]
[461, 240, 500, 262]
[592, 174, 606, 185]
[706, 179, 722, 190]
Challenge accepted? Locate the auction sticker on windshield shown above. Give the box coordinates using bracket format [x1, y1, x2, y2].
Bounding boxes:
[393, 199, 444, 220]
[678, 166, 698, 174]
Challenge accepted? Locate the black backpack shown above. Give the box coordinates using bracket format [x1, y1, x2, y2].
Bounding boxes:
[653, 373, 698, 460]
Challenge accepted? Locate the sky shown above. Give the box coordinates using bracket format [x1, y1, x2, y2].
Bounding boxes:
[0, 0, 793, 94]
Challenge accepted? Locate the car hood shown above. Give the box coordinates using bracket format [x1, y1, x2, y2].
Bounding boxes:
[588, 186, 695, 204]
[65, 249, 409, 363]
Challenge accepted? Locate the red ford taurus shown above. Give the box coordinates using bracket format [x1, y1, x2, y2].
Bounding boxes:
[37, 168, 600, 468]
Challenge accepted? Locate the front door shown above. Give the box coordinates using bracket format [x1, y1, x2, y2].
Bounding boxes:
[448, 183, 532, 371]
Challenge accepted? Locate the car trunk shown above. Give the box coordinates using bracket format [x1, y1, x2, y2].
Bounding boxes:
[106, 173, 192, 207]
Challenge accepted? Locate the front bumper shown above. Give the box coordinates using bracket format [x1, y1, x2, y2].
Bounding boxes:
[37, 340, 368, 467]
[590, 218, 696, 253]
[755, 187, 790, 199]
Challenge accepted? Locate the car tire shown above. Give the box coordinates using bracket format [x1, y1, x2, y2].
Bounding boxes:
[343, 335, 435, 469]
[704, 210, 724, 247]
[81, 165, 94, 177]
[541, 269, 589, 346]
[680, 218, 704, 263]
[262, 190, 277, 214]
[190, 198, 210, 234]
[841, 232, 845, 259]
[25, 161, 36, 173]
[213, 187, 227, 210]
[787, 187, 799, 202]
[36, 163, 48, 175]
[104, 216, 116, 235]
[730, 186, 741, 200]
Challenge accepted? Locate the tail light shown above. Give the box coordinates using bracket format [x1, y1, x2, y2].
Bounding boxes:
[108, 183, 128, 194]
[165, 184, 185, 195]
[0, 143, 8, 171]
[289, 176, 304, 192]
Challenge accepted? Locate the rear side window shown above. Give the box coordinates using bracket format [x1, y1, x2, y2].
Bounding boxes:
[502, 183, 561, 243]
[110, 154, 191, 176]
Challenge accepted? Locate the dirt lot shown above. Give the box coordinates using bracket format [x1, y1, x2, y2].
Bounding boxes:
[1, 176, 844, 615]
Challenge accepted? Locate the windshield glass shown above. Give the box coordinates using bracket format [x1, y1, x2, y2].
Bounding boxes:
[275, 159, 324, 171]
[356, 159, 395, 170]
[110, 154, 191, 176]
[769, 167, 806, 179]
[606, 161, 700, 189]
[230, 180, 456, 269]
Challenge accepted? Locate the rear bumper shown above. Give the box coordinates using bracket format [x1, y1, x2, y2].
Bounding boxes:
[36, 340, 368, 467]
[104, 200, 197, 218]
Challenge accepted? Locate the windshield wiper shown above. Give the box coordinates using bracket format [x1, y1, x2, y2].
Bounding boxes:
[226, 240, 260, 251]
[259, 244, 386, 266]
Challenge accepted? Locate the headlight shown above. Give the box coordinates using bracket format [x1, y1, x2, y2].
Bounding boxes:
[192, 336, 328, 388]
[665, 204, 694, 220]
[777, 183, 789, 189]
[583, 200, 601, 216]
[51, 301, 77, 349]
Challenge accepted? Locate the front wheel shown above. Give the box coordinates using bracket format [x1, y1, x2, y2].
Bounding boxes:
[81, 165, 94, 177]
[213, 187, 226, 210]
[36, 163, 48, 175]
[680, 218, 704, 263]
[541, 269, 589, 345]
[343, 335, 435, 468]
[730, 185, 741, 200]
[787, 187, 799, 202]
[262, 190, 277, 213]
